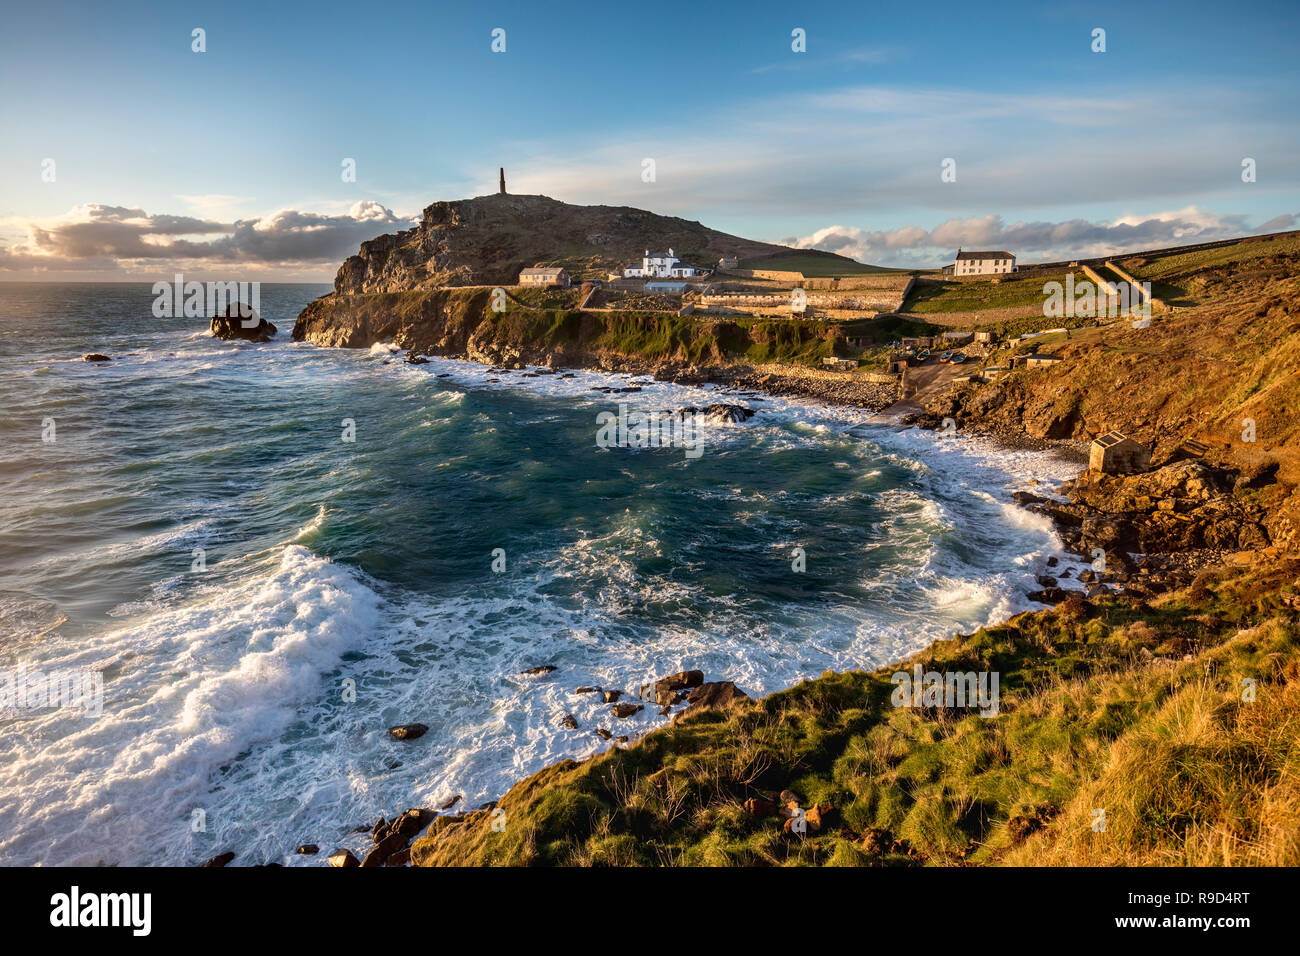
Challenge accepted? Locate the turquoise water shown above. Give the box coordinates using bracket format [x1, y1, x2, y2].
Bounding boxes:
[0, 282, 1079, 865]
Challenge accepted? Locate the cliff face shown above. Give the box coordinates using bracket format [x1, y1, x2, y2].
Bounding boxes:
[331, 193, 798, 294]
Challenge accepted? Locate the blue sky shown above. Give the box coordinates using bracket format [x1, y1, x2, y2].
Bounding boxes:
[1, 0, 1297, 278]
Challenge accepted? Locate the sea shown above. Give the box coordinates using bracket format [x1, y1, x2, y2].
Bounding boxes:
[0, 281, 1082, 866]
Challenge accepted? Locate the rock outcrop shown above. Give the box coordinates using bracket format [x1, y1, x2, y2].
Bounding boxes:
[210, 304, 276, 342]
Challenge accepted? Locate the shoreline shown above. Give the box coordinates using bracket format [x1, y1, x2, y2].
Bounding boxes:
[320, 345, 1123, 867]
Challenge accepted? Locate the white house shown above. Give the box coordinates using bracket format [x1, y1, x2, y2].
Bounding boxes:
[623, 248, 700, 279]
[952, 249, 1016, 276]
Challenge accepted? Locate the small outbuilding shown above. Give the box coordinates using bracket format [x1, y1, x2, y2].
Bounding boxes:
[1089, 431, 1151, 475]
[519, 267, 571, 288]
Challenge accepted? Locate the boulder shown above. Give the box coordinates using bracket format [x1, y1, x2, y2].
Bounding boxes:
[361, 831, 410, 867]
[82, 353, 111, 362]
[654, 670, 703, 693]
[202, 851, 235, 868]
[678, 681, 750, 717]
[327, 849, 360, 868]
[209, 304, 276, 342]
[393, 808, 436, 835]
[559, 713, 579, 729]
[611, 703, 643, 719]
[296, 844, 319, 855]
[387, 723, 428, 741]
[1027, 587, 1072, 605]
[520, 665, 557, 676]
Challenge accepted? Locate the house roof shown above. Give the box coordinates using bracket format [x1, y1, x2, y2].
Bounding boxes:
[956, 250, 1014, 260]
[645, 251, 672, 259]
[520, 267, 566, 275]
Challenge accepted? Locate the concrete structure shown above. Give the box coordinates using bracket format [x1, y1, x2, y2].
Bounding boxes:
[645, 282, 688, 293]
[942, 330, 974, 344]
[952, 249, 1016, 276]
[623, 248, 701, 278]
[718, 256, 739, 270]
[519, 267, 570, 288]
[1019, 354, 1062, 369]
[821, 357, 859, 370]
[1089, 432, 1151, 475]
[975, 330, 997, 345]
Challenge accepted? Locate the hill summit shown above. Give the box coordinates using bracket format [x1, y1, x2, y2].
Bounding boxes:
[331, 193, 842, 293]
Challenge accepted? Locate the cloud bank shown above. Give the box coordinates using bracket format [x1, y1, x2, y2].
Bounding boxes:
[0, 201, 412, 279]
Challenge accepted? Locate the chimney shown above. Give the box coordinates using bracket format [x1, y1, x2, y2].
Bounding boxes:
[499, 167, 506, 195]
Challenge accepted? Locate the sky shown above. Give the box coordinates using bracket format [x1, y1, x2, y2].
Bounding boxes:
[1, 0, 1297, 280]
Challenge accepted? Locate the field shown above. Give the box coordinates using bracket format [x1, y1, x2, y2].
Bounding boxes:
[900, 272, 1070, 314]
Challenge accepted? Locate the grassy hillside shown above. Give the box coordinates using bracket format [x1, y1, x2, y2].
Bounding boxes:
[410, 561, 1299, 866]
[1119, 232, 1300, 308]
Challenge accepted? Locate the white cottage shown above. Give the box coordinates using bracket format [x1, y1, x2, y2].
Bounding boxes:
[623, 248, 700, 279]
[952, 249, 1016, 276]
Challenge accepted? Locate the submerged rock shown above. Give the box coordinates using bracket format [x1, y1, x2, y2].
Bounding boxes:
[387, 723, 429, 741]
[82, 353, 111, 362]
[202, 851, 235, 868]
[681, 403, 755, 424]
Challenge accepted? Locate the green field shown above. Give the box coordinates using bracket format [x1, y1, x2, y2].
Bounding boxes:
[901, 272, 1072, 314]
